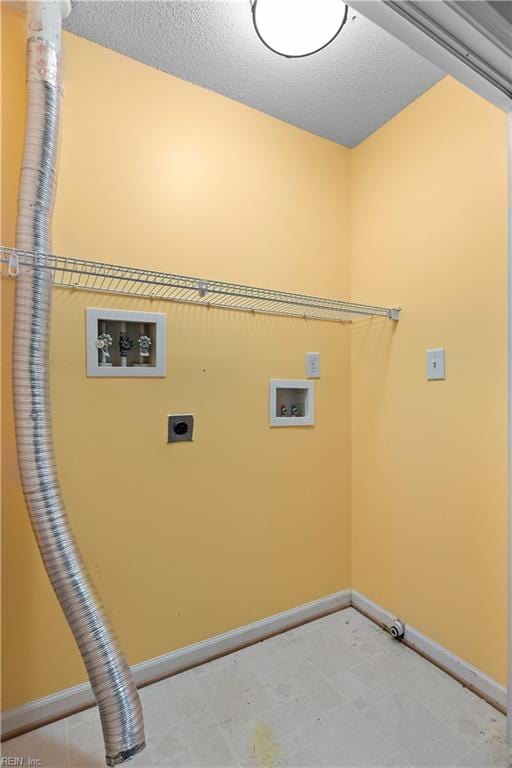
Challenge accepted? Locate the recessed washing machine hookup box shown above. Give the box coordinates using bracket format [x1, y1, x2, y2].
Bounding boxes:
[86, 308, 166, 377]
[269, 379, 315, 427]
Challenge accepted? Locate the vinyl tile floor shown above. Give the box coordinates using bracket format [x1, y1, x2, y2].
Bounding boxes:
[2, 609, 510, 768]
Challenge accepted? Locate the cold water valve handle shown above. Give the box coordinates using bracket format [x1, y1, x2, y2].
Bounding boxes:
[137, 334, 151, 357]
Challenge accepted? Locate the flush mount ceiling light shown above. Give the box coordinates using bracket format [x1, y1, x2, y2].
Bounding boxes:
[252, 0, 348, 58]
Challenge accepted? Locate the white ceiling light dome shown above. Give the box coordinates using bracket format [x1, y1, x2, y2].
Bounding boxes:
[252, 0, 348, 58]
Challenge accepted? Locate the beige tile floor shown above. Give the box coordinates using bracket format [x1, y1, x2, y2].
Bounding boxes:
[2, 608, 510, 768]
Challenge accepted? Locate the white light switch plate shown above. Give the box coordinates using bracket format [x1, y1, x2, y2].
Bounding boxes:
[427, 348, 445, 380]
[306, 352, 320, 378]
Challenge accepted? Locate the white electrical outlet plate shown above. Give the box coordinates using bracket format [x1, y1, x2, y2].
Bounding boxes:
[306, 352, 320, 378]
[426, 348, 445, 380]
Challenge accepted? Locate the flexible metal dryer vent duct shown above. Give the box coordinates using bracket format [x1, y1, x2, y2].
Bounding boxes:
[14, 3, 145, 764]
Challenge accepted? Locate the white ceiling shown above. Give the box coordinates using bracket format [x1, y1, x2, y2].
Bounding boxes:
[64, 0, 444, 147]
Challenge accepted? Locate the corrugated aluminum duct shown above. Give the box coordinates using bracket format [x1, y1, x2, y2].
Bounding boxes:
[14, 2, 145, 764]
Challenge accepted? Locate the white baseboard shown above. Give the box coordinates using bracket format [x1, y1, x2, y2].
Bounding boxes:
[1, 589, 351, 739]
[351, 589, 507, 713]
[2, 587, 506, 739]
[1, 681, 94, 742]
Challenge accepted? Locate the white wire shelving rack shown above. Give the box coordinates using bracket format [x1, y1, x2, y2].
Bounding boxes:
[1, 246, 400, 323]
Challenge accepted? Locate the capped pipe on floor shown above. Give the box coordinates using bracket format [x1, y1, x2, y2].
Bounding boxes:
[14, 2, 145, 763]
[388, 620, 405, 640]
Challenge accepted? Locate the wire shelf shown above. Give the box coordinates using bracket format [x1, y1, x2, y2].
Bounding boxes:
[1, 246, 400, 323]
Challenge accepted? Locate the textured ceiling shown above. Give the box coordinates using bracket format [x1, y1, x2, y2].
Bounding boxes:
[64, 0, 444, 147]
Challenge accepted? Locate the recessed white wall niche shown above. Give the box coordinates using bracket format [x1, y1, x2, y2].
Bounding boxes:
[269, 379, 314, 427]
[86, 308, 166, 377]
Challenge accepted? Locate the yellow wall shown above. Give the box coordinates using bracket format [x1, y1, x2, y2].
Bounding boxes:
[1, 7, 351, 709]
[2, 5, 509, 712]
[350, 78, 508, 684]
